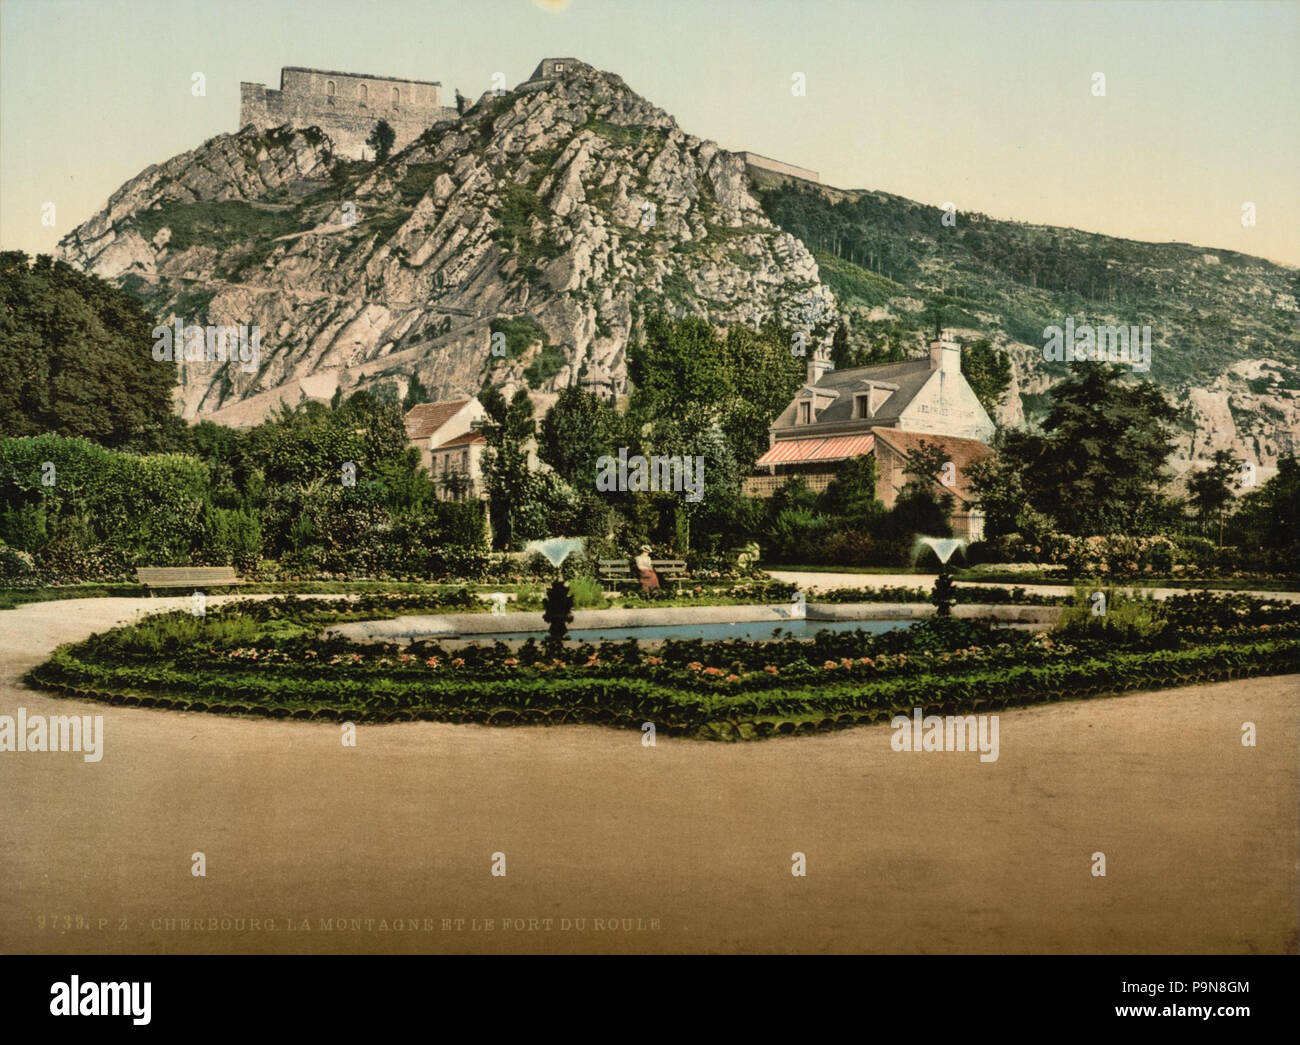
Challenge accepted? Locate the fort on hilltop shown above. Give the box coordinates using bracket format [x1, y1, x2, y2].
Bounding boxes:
[239, 67, 459, 159]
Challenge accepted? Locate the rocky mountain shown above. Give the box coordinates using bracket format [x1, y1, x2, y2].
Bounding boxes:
[59, 58, 1298, 480]
[752, 174, 1300, 481]
[59, 61, 835, 425]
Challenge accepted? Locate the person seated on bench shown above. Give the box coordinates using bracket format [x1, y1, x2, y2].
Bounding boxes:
[633, 545, 659, 593]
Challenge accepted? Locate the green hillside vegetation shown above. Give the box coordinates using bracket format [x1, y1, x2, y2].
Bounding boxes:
[752, 175, 1300, 388]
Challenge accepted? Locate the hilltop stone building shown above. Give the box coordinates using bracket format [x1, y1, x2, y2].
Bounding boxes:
[740, 152, 820, 183]
[240, 67, 459, 159]
[747, 335, 995, 538]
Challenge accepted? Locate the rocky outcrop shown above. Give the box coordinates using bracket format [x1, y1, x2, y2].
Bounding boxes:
[60, 63, 836, 425]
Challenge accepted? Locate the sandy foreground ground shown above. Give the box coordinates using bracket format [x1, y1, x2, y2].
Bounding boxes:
[1, 595, 1296, 954]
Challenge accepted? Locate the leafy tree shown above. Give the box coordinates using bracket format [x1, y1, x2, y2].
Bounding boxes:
[1230, 455, 1300, 567]
[1187, 449, 1240, 547]
[366, 120, 396, 163]
[538, 385, 615, 487]
[963, 338, 1012, 416]
[830, 318, 853, 371]
[818, 454, 883, 524]
[480, 387, 542, 548]
[0, 252, 179, 449]
[1002, 363, 1178, 535]
[967, 429, 1054, 543]
[402, 373, 430, 412]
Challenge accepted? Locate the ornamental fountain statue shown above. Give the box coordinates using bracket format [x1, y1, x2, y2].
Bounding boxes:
[916, 536, 968, 617]
[525, 538, 585, 642]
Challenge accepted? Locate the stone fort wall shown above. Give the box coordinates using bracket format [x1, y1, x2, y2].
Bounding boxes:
[240, 67, 459, 160]
[739, 152, 820, 183]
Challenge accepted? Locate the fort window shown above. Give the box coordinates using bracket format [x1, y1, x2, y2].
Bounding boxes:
[554, 63, 565, 72]
[358, 83, 368, 106]
[392, 86, 400, 108]
[326, 80, 335, 106]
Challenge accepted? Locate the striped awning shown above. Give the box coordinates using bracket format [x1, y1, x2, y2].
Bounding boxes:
[756, 433, 875, 466]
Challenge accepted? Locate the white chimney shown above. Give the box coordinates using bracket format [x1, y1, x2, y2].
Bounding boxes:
[929, 334, 961, 374]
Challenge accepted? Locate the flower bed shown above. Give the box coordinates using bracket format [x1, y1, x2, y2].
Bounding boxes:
[26, 594, 1300, 741]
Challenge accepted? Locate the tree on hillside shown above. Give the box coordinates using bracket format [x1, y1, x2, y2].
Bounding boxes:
[963, 338, 1012, 416]
[1187, 449, 1240, 547]
[402, 374, 430, 412]
[0, 251, 180, 450]
[366, 120, 396, 163]
[830, 319, 853, 371]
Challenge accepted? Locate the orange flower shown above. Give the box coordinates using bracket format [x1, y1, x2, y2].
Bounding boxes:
[823, 660, 838, 670]
[426, 657, 440, 668]
[764, 665, 779, 675]
[687, 661, 703, 671]
[725, 673, 740, 683]
[452, 657, 465, 668]
[503, 657, 519, 666]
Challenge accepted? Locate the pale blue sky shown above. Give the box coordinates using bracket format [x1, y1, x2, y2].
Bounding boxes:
[2, 0, 1297, 264]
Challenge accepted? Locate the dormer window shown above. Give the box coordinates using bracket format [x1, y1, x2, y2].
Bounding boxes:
[799, 401, 811, 425]
[855, 394, 869, 419]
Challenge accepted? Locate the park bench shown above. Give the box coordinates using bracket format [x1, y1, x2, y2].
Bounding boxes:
[136, 566, 244, 595]
[597, 558, 689, 593]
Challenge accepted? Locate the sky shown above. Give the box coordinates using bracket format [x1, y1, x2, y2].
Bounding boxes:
[2, 0, 1298, 265]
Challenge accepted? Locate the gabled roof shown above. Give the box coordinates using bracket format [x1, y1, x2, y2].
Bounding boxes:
[778, 358, 934, 430]
[404, 399, 470, 441]
[437, 431, 486, 448]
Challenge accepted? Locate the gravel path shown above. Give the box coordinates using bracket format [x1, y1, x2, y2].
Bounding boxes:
[2, 596, 1295, 953]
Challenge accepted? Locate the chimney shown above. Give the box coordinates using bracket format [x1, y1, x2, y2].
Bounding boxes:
[806, 339, 833, 385]
[930, 332, 961, 374]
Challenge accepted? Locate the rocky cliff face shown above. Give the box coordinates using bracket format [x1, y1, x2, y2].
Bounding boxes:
[60, 62, 836, 425]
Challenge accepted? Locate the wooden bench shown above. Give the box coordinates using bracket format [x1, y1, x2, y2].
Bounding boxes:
[597, 559, 636, 590]
[136, 566, 244, 594]
[597, 558, 689, 593]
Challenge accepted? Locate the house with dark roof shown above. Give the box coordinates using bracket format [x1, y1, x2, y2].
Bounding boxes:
[746, 335, 996, 538]
[404, 397, 488, 500]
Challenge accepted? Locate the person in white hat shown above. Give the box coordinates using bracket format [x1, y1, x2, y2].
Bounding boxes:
[633, 544, 659, 592]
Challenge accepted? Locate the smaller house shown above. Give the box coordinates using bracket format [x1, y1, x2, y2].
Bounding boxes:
[404, 397, 488, 500]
